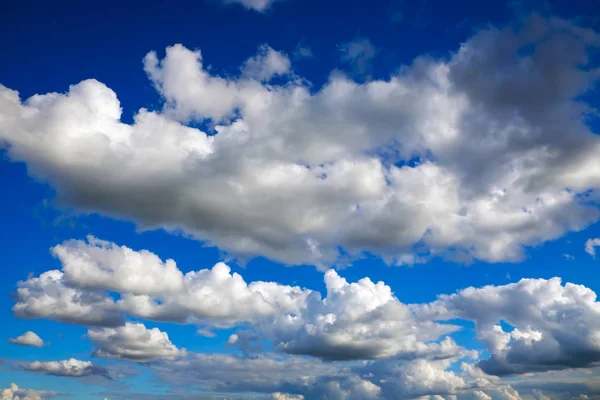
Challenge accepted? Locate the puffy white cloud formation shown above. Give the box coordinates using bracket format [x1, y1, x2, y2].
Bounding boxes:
[1, 383, 58, 400]
[15, 237, 463, 362]
[88, 322, 186, 362]
[12, 269, 123, 327]
[8, 331, 44, 347]
[473, 391, 492, 400]
[585, 238, 600, 258]
[253, 269, 463, 361]
[2, 16, 600, 267]
[39, 236, 310, 327]
[25, 358, 109, 378]
[15, 238, 600, 398]
[15, 236, 600, 379]
[423, 277, 600, 375]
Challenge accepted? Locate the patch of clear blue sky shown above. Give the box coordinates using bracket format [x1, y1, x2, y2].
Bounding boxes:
[1, 0, 600, 397]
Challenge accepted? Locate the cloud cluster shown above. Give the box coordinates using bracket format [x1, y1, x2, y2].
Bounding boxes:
[1, 383, 58, 400]
[248, 269, 464, 361]
[15, 237, 464, 363]
[25, 358, 109, 378]
[13, 237, 600, 398]
[2, 16, 600, 268]
[8, 331, 44, 348]
[423, 277, 600, 375]
[88, 322, 186, 362]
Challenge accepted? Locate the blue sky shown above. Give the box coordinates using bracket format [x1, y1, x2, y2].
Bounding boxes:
[2, 0, 600, 399]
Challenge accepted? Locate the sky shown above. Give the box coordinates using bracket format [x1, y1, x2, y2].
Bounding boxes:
[2, 0, 600, 399]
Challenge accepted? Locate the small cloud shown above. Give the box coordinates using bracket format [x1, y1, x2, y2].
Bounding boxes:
[563, 253, 575, 260]
[339, 37, 378, 76]
[196, 328, 217, 338]
[585, 238, 600, 258]
[293, 45, 313, 60]
[242, 45, 291, 81]
[8, 331, 45, 348]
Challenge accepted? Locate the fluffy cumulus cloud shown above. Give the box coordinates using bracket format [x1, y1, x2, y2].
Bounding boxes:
[12, 236, 600, 399]
[25, 358, 109, 378]
[15, 237, 464, 363]
[8, 331, 44, 347]
[1, 383, 59, 400]
[422, 277, 600, 376]
[88, 322, 186, 362]
[2, 16, 600, 268]
[246, 269, 464, 361]
[25, 236, 310, 327]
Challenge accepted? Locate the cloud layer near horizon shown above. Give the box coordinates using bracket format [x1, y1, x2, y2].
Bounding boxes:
[9, 236, 600, 399]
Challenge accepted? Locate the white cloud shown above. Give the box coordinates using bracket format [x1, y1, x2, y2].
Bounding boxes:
[25, 358, 109, 378]
[254, 269, 464, 361]
[8, 331, 44, 347]
[12, 269, 122, 326]
[88, 322, 186, 362]
[16, 237, 463, 362]
[1, 383, 58, 400]
[271, 394, 304, 400]
[473, 391, 492, 400]
[585, 238, 600, 258]
[423, 277, 600, 375]
[242, 45, 291, 81]
[2, 16, 600, 268]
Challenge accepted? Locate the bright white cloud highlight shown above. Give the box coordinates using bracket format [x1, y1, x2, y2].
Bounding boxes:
[423, 277, 600, 375]
[8, 331, 44, 347]
[88, 322, 186, 362]
[25, 358, 108, 378]
[1, 383, 58, 400]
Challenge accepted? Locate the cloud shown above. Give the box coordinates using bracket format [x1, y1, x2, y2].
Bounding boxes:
[8, 331, 45, 347]
[250, 269, 464, 361]
[293, 45, 313, 60]
[1, 383, 60, 400]
[37, 236, 311, 327]
[423, 277, 600, 375]
[88, 322, 186, 362]
[25, 358, 110, 378]
[16, 237, 463, 362]
[2, 16, 600, 268]
[242, 45, 291, 81]
[14, 237, 600, 398]
[12, 269, 123, 327]
[585, 238, 600, 258]
[339, 38, 378, 75]
[271, 394, 304, 400]
[222, 0, 280, 12]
